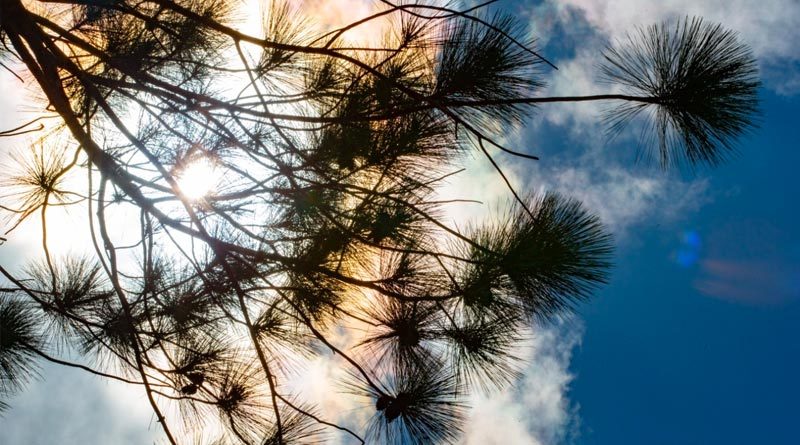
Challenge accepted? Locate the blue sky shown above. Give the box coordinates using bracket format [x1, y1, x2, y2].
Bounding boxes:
[505, 1, 800, 444]
[1, 1, 799, 444]
[567, 89, 800, 445]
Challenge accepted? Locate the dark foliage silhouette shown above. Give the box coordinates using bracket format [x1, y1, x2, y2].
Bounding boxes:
[600, 16, 760, 167]
[0, 1, 758, 443]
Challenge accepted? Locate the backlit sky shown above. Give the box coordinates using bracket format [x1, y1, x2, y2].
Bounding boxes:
[1, 1, 799, 444]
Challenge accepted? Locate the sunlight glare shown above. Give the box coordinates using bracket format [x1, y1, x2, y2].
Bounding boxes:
[175, 157, 220, 201]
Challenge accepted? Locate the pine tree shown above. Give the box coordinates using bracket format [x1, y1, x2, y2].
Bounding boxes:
[0, 1, 759, 444]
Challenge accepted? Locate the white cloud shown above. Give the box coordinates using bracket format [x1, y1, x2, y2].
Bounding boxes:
[557, 0, 800, 61]
[439, 152, 711, 239]
[535, 0, 800, 94]
[538, 165, 711, 236]
[461, 320, 583, 445]
[0, 364, 159, 445]
[526, 0, 800, 134]
[540, 50, 609, 130]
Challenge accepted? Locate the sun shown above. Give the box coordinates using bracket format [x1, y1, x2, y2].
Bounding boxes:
[175, 156, 220, 201]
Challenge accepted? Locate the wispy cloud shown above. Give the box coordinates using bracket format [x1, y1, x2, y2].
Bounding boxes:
[461, 319, 583, 445]
[0, 364, 158, 445]
[531, 0, 800, 95]
[536, 165, 710, 236]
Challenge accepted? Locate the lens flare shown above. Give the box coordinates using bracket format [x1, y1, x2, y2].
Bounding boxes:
[675, 230, 702, 267]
